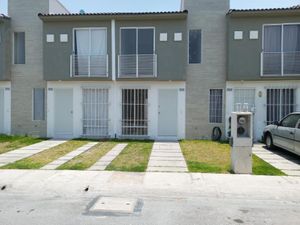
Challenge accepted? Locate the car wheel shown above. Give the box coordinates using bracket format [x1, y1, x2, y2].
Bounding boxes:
[265, 134, 274, 149]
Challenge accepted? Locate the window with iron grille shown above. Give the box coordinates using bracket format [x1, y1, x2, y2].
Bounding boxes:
[209, 89, 223, 123]
[233, 88, 256, 112]
[122, 89, 148, 136]
[82, 88, 109, 137]
[266, 88, 296, 124]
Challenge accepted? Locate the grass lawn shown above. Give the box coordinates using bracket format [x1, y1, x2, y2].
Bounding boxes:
[0, 135, 45, 155]
[180, 140, 285, 176]
[106, 141, 153, 172]
[2, 140, 89, 169]
[58, 141, 118, 170]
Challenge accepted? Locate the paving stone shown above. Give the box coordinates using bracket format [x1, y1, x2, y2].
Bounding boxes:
[148, 160, 187, 167]
[42, 142, 98, 170]
[147, 166, 188, 172]
[282, 170, 300, 176]
[147, 141, 188, 173]
[88, 143, 128, 171]
[0, 140, 67, 167]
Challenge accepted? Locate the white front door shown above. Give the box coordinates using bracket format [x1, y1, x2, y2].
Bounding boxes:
[54, 89, 73, 138]
[158, 89, 178, 137]
[0, 88, 4, 133]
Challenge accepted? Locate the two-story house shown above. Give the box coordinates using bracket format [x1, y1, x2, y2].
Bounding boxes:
[36, 0, 228, 140]
[38, 11, 188, 139]
[0, 14, 11, 135]
[226, 6, 300, 141]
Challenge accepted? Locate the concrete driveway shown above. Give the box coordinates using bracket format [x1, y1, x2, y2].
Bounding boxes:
[0, 170, 300, 225]
[253, 144, 300, 176]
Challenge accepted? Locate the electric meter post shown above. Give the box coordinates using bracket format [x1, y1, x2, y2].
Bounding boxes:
[230, 112, 253, 174]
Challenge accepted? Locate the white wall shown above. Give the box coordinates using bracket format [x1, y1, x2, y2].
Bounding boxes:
[49, 0, 69, 14]
[0, 82, 11, 134]
[47, 81, 186, 140]
[226, 80, 300, 141]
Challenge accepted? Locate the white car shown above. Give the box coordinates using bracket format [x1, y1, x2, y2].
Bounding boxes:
[263, 113, 300, 156]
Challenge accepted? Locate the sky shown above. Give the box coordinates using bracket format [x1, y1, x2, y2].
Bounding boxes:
[1, 0, 300, 14]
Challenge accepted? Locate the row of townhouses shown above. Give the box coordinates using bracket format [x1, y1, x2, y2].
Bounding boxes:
[0, 0, 299, 141]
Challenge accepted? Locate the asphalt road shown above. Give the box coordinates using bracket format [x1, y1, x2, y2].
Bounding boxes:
[0, 170, 299, 225]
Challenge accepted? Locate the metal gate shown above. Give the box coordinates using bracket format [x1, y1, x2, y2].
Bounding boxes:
[266, 88, 296, 124]
[82, 88, 109, 137]
[121, 89, 148, 136]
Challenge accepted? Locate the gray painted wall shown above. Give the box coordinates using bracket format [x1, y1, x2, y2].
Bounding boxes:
[184, 0, 229, 139]
[0, 19, 11, 81]
[228, 14, 300, 81]
[8, 0, 49, 137]
[42, 16, 187, 81]
[43, 20, 112, 81]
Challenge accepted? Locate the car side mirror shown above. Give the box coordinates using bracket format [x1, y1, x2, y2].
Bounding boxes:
[274, 121, 280, 126]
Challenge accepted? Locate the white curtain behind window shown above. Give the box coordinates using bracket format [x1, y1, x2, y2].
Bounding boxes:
[75, 30, 89, 75]
[283, 25, 300, 52]
[91, 29, 106, 55]
[75, 30, 89, 55]
[283, 25, 300, 74]
[90, 29, 107, 75]
[264, 25, 281, 52]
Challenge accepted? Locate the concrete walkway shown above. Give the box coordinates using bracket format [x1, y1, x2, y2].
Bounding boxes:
[147, 141, 188, 172]
[88, 143, 128, 171]
[253, 144, 300, 176]
[0, 140, 67, 167]
[41, 142, 99, 170]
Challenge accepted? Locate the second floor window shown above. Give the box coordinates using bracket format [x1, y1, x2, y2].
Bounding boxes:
[120, 28, 154, 55]
[263, 24, 300, 75]
[14, 32, 25, 64]
[189, 30, 202, 64]
[119, 28, 156, 77]
[73, 28, 107, 77]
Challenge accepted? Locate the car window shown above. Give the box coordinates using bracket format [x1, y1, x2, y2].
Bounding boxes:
[298, 119, 300, 129]
[281, 115, 300, 128]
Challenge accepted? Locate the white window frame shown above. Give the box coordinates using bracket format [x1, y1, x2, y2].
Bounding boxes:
[72, 27, 108, 55]
[119, 27, 156, 55]
[261, 22, 300, 77]
[71, 27, 108, 77]
[118, 27, 156, 78]
[209, 89, 224, 124]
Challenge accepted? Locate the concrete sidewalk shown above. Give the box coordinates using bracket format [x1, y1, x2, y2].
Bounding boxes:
[0, 170, 299, 202]
[0, 170, 299, 225]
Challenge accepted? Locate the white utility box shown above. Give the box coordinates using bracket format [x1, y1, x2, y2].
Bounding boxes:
[230, 112, 253, 174]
